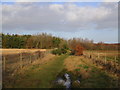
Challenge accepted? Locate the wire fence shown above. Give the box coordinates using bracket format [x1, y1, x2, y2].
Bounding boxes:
[2, 51, 48, 78]
[83, 51, 120, 76]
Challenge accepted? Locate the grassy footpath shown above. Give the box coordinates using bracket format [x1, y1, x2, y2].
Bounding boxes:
[12, 54, 68, 88]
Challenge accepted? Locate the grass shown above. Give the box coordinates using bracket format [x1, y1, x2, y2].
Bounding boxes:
[79, 58, 119, 88]
[75, 68, 81, 71]
[78, 64, 89, 69]
[102, 56, 120, 62]
[80, 67, 118, 88]
[62, 55, 119, 88]
[3, 49, 119, 88]
[8, 54, 68, 88]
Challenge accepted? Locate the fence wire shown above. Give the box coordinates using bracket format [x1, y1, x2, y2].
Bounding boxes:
[2, 50, 47, 86]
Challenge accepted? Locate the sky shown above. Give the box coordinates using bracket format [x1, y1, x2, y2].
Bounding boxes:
[1, 1, 119, 43]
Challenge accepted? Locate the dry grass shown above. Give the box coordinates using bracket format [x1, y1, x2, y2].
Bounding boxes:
[84, 50, 119, 56]
[64, 56, 82, 71]
[17, 53, 55, 74]
[84, 50, 120, 62]
[64, 56, 91, 79]
[4, 54, 68, 88]
[0, 49, 46, 55]
[63, 55, 119, 88]
[32, 54, 55, 65]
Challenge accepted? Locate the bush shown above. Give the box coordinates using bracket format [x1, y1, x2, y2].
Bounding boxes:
[71, 44, 84, 56]
[51, 48, 67, 55]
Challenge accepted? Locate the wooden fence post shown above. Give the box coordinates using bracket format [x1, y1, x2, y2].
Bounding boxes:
[98, 53, 99, 59]
[37, 52, 39, 60]
[89, 53, 91, 58]
[20, 53, 23, 69]
[115, 56, 116, 68]
[110, 60, 112, 72]
[39, 51, 41, 58]
[36, 53, 38, 60]
[3, 56, 6, 71]
[30, 54, 32, 63]
[105, 53, 106, 64]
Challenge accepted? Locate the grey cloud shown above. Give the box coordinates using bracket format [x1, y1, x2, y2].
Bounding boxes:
[2, 2, 118, 32]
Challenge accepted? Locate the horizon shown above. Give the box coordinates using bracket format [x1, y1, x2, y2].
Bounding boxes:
[1, 32, 119, 44]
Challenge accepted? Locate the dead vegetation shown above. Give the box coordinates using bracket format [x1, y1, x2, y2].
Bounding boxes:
[71, 44, 84, 56]
[3, 52, 55, 88]
[64, 56, 91, 79]
[1, 49, 46, 55]
[83, 50, 120, 76]
[63, 55, 119, 88]
[16, 53, 55, 74]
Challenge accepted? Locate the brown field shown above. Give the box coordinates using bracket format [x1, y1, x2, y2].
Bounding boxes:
[84, 50, 120, 62]
[84, 50, 119, 55]
[0, 49, 46, 55]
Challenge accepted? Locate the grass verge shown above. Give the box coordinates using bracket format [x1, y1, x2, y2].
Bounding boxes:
[7, 54, 68, 88]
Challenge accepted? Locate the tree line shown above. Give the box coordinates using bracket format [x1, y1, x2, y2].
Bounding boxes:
[1, 33, 119, 50]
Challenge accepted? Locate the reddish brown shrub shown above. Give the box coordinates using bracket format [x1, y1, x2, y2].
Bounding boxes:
[71, 44, 84, 56]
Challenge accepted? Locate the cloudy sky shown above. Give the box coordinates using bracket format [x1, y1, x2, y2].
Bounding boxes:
[1, 1, 118, 43]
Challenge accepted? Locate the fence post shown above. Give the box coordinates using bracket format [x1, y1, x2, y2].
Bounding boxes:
[89, 53, 91, 58]
[39, 51, 41, 58]
[98, 53, 99, 59]
[20, 53, 23, 69]
[30, 54, 32, 63]
[37, 52, 39, 60]
[115, 56, 116, 68]
[36, 52, 38, 60]
[3, 56, 6, 71]
[105, 53, 106, 64]
[110, 60, 112, 72]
